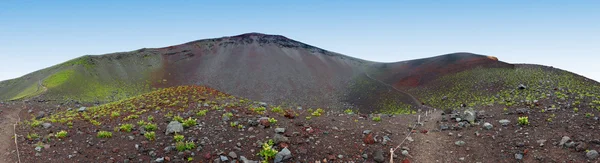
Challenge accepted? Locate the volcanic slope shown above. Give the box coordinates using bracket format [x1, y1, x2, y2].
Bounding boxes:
[1, 33, 509, 113]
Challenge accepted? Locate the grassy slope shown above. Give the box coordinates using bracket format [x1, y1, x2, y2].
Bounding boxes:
[409, 64, 600, 110]
[0, 49, 161, 102]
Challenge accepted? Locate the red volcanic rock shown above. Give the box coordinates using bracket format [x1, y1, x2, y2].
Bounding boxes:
[364, 133, 375, 144]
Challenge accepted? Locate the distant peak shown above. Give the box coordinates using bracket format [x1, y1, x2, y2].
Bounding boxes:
[230, 32, 288, 39]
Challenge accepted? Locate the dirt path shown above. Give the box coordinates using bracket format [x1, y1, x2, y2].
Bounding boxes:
[409, 109, 454, 163]
[364, 72, 422, 105]
[0, 102, 22, 163]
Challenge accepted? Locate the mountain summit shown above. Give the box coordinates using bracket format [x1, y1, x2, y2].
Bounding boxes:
[1, 33, 516, 112]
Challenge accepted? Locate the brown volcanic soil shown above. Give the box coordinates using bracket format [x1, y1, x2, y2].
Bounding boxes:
[0, 102, 21, 163]
[368, 52, 513, 88]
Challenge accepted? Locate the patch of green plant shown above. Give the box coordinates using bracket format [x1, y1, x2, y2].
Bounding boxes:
[252, 107, 266, 114]
[55, 130, 68, 139]
[119, 124, 134, 132]
[268, 117, 277, 124]
[111, 111, 120, 118]
[196, 109, 208, 116]
[586, 113, 594, 118]
[173, 115, 184, 123]
[187, 157, 193, 162]
[271, 106, 283, 113]
[144, 131, 156, 141]
[372, 116, 382, 122]
[44, 69, 76, 88]
[344, 109, 354, 114]
[147, 115, 154, 121]
[223, 112, 233, 118]
[258, 139, 278, 162]
[174, 134, 184, 142]
[518, 116, 529, 125]
[176, 141, 195, 151]
[144, 123, 158, 131]
[182, 117, 197, 128]
[27, 133, 40, 140]
[124, 115, 139, 121]
[30, 119, 42, 128]
[97, 131, 113, 138]
[311, 108, 325, 117]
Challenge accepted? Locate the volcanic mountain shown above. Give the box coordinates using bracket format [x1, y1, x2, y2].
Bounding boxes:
[0, 33, 510, 113]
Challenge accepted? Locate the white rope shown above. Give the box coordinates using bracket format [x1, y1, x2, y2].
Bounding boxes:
[13, 103, 22, 163]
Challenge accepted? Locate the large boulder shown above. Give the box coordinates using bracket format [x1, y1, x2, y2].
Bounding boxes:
[165, 121, 183, 135]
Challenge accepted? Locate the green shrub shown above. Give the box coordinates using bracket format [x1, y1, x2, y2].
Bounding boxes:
[30, 119, 42, 128]
[147, 115, 154, 121]
[518, 116, 529, 125]
[344, 109, 354, 114]
[196, 109, 208, 116]
[55, 130, 68, 139]
[111, 111, 120, 118]
[182, 117, 197, 128]
[253, 107, 266, 114]
[145, 123, 158, 131]
[137, 120, 146, 126]
[97, 131, 113, 138]
[119, 124, 134, 132]
[27, 133, 40, 140]
[271, 106, 283, 113]
[174, 134, 184, 142]
[372, 116, 381, 122]
[258, 139, 278, 162]
[268, 117, 277, 124]
[173, 115, 184, 123]
[145, 131, 156, 141]
[175, 141, 195, 151]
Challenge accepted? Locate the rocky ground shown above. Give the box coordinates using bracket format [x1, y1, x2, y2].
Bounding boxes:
[1, 85, 600, 163]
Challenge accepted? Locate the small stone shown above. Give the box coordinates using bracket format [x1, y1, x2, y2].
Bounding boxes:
[586, 150, 598, 159]
[559, 136, 570, 146]
[166, 121, 184, 135]
[220, 155, 229, 161]
[483, 122, 493, 130]
[363, 130, 371, 135]
[155, 157, 165, 163]
[78, 107, 87, 112]
[537, 139, 546, 147]
[337, 154, 343, 159]
[228, 151, 238, 159]
[373, 149, 384, 163]
[362, 154, 368, 159]
[42, 123, 52, 129]
[455, 141, 466, 146]
[459, 157, 465, 161]
[275, 128, 285, 134]
[499, 119, 510, 126]
[274, 148, 292, 163]
[515, 153, 523, 160]
[35, 146, 42, 152]
[273, 134, 289, 144]
[401, 150, 409, 156]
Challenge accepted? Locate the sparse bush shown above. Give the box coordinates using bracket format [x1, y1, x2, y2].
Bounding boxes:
[518, 116, 529, 125]
[173, 115, 184, 123]
[268, 117, 277, 124]
[97, 131, 113, 138]
[182, 117, 197, 128]
[55, 130, 68, 139]
[258, 139, 278, 162]
[176, 141, 195, 151]
[253, 107, 266, 114]
[137, 120, 146, 126]
[586, 113, 594, 118]
[344, 109, 354, 114]
[145, 123, 158, 131]
[27, 133, 40, 140]
[174, 134, 184, 142]
[124, 115, 139, 121]
[30, 119, 42, 128]
[196, 109, 208, 116]
[119, 124, 134, 132]
[372, 116, 382, 122]
[147, 115, 154, 121]
[145, 131, 156, 141]
[111, 111, 120, 118]
[271, 106, 283, 113]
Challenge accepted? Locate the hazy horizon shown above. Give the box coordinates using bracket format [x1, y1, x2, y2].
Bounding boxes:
[1, 1, 599, 81]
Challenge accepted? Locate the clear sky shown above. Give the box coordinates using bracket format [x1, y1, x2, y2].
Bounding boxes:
[1, 1, 599, 81]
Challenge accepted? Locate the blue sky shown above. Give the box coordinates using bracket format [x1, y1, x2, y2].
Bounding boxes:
[1, 1, 599, 81]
